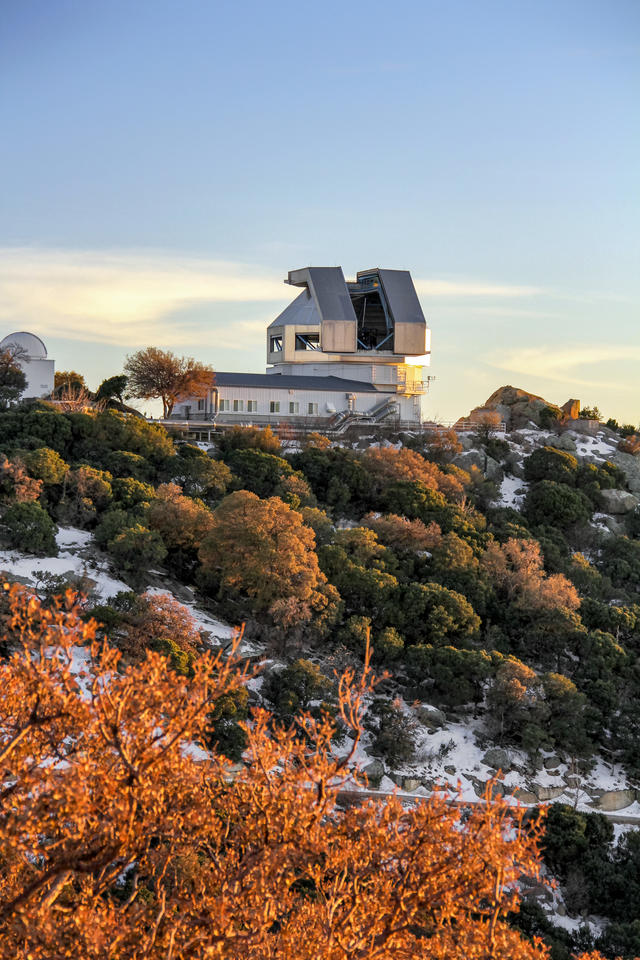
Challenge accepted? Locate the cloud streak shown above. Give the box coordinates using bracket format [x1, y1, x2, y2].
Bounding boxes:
[486, 344, 640, 391]
[0, 246, 548, 349]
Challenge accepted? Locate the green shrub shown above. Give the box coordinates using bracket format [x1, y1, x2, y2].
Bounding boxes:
[106, 523, 167, 584]
[21, 447, 69, 485]
[262, 659, 332, 723]
[524, 481, 592, 530]
[523, 447, 578, 485]
[206, 687, 249, 761]
[0, 502, 58, 555]
[369, 698, 417, 766]
[111, 478, 155, 508]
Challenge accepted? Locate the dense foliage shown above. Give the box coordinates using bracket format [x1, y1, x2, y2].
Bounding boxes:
[0, 397, 639, 957]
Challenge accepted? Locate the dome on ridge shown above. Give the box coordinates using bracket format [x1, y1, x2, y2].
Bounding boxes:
[0, 331, 48, 359]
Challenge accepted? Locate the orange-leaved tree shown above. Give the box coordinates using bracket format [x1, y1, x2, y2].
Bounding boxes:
[0, 584, 612, 960]
[124, 347, 215, 418]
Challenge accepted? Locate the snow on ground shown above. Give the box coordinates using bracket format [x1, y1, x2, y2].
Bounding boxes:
[497, 474, 528, 508]
[0, 527, 131, 600]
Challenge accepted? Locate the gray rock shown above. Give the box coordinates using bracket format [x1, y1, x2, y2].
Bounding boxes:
[599, 489, 639, 515]
[563, 775, 582, 788]
[482, 747, 510, 771]
[362, 759, 385, 785]
[401, 777, 423, 792]
[550, 434, 577, 452]
[417, 705, 446, 728]
[595, 788, 637, 811]
[473, 779, 505, 799]
[452, 450, 503, 481]
[512, 788, 537, 804]
[532, 784, 565, 802]
[543, 755, 562, 770]
[603, 516, 627, 535]
[444, 765, 456, 776]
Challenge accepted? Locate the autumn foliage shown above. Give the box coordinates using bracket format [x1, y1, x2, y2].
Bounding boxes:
[0, 584, 615, 960]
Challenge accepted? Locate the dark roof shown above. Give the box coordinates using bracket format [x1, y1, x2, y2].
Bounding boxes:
[214, 371, 382, 394]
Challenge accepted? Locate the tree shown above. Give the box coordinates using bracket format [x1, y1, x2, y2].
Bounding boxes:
[0, 583, 586, 960]
[0, 454, 42, 503]
[96, 374, 128, 403]
[199, 491, 336, 632]
[482, 538, 580, 615]
[0, 501, 58, 555]
[106, 523, 168, 585]
[472, 410, 502, 445]
[524, 481, 593, 531]
[54, 370, 86, 393]
[361, 512, 442, 552]
[0, 349, 26, 407]
[21, 447, 69, 486]
[147, 482, 215, 578]
[523, 447, 579, 486]
[124, 347, 215, 418]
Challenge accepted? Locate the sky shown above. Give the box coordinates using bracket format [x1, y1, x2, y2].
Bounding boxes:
[1, 0, 639, 424]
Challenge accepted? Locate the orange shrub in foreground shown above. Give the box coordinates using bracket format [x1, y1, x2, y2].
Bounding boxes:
[0, 585, 612, 959]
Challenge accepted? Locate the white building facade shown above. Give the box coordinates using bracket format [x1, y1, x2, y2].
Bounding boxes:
[0, 331, 55, 399]
[172, 266, 431, 432]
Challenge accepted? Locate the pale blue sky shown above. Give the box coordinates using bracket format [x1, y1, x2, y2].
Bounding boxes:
[1, 0, 638, 423]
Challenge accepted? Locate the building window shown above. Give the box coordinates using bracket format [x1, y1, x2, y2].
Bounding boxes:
[270, 336, 282, 352]
[219, 399, 230, 411]
[295, 333, 320, 351]
[289, 401, 299, 414]
[233, 399, 244, 412]
[247, 400, 257, 412]
[269, 401, 280, 413]
[197, 398, 205, 411]
[307, 402, 319, 416]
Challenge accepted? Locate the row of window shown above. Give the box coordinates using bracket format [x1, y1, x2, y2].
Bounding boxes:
[269, 334, 321, 353]
[218, 399, 319, 415]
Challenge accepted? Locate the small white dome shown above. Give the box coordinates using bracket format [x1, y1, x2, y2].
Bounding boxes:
[0, 331, 48, 359]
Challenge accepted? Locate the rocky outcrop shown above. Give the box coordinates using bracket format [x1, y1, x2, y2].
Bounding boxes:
[482, 747, 511, 771]
[594, 788, 637, 811]
[417, 705, 446, 728]
[599, 489, 639, 515]
[465, 386, 574, 430]
[452, 450, 502, 480]
[607, 450, 640, 497]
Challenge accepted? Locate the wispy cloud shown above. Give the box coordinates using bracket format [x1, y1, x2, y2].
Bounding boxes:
[486, 344, 640, 391]
[0, 246, 544, 349]
[0, 247, 289, 347]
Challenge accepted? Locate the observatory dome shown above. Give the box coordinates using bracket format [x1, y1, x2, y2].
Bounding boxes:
[0, 331, 48, 359]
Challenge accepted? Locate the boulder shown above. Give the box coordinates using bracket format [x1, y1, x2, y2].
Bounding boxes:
[401, 777, 424, 792]
[452, 450, 502, 481]
[603, 516, 627, 536]
[607, 450, 640, 496]
[444, 765, 457, 776]
[362, 759, 385, 785]
[482, 748, 510, 771]
[473, 779, 506, 798]
[595, 788, 637, 811]
[512, 788, 538, 804]
[543, 755, 562, 770]
[417, 705, 446, 728]
[599, 489, 639, 515]
[563, 775, 582, 788]
[532, 784, 565, 802]
[550, 434, 577, 453]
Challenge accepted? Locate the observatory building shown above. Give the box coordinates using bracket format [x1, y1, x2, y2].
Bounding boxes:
[0, 331, 55, 399]
[173, 267, 431, 432]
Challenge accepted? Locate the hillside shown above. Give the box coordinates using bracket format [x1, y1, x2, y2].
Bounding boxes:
[1, 389, 640, 957]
